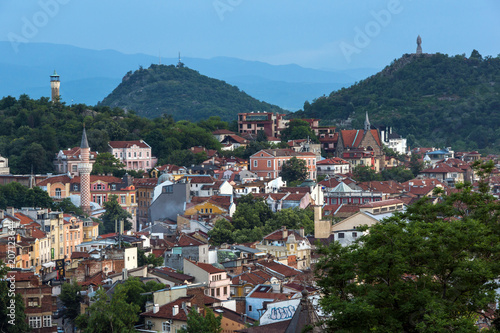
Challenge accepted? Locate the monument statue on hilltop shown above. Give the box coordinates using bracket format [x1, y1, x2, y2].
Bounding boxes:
[416, 35, 422, 55]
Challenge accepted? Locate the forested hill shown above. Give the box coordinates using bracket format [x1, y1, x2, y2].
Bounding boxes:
[293, 51, 500, 153]
[100, 64, 286, 122]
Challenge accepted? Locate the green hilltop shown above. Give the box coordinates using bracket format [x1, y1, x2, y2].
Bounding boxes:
[294, 51, 500, 153]
[100, 64, 286, 122]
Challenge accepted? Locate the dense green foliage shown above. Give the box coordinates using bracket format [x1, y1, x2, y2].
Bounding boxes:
[76, 287, 140, 333]
[209, 194, 314, 245]
[280, 119, 319, 143]
[0, 261, 30, 333]
[60, 281, 83, 330]
[296, 51, 500, 153]
[100, 64, 285, 122]
[0, 96, 223, 174]
[315, 161, 500, 332]
[101, 195, 133, 233]
[0, 182, 54, 209]
[137, 249, 164, 268]
[280, 157, 308, 185]
[179, 307, 222, 333]
[352, 165, 415, 183]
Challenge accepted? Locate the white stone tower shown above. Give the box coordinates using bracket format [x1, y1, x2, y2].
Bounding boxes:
[78, 126, 92, 215]
[50, 70, 60, 102]
[364, 112, 371, 132]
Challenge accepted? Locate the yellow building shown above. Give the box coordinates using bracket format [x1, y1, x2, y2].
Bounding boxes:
[82, 219, 100, 243]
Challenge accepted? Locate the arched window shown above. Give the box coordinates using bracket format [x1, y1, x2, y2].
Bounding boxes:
[55, 188, 61, 198]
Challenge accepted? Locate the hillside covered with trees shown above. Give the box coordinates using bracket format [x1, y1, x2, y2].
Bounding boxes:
[0, 96, 224, 174]
[294, 51, 500, 153]
[100, 64, 285, 122]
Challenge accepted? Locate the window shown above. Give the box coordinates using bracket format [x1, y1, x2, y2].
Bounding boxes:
[209, 208, 213, 213]
[28, 297, 39, 307]
[267, 160, 271, 167]
[338, 233, 345, 239]
[249, 305, 253, 312]
[72, 165, 77, 172]
[55, 188, 61, 198]
[131, 195, 135, 204]
[43, 315, 51, 327]
[217, 288, 220, 296]
[253, 160, 257, 167]
[139, 152, 142, 157]
[97, 184, 102, 190]
[128, 152, 131, 158]
[278, 160, 281, 167]
[121, 195, 126, 204]
[29, 317, 41, 328]
[211, 289, 215, 297]
[352, 232, 358, 238]
[224, 286, 227, 295]
[162, 321, 171, 332]
[134, 152, 137, 157]
[73, 184, 78, 191]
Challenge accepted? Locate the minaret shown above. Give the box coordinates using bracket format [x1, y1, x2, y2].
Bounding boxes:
[364, 112, 371, 132]
[78, 126, 92, 215]
[416, 35, 422, 55]
[50, 70, 60, 102]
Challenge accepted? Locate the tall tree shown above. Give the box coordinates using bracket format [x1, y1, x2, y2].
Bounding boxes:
[280, 119, 319, 143]
[315, 161, 500, 332]
[76, 288, 140, 333]
[208, 219, 235, 246]
[60, 281, 83, 331]
[91, 152, 125, 176]
[101, 194, 133, 233]
[280, 157, 308, 184]
[179, 307, 222, 333]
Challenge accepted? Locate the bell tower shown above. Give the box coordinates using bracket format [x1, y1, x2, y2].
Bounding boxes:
[50, 70, 60, 102]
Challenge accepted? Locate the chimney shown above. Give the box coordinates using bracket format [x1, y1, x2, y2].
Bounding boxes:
[122, 268, 128, 280]
[313, 205, 322, 223]
[282, 226, 288, 239]
[299, 227, 304, 237]
[173, 305, 179, 316]
[7, 207, 15, 217]
[153, 304, 159, 314]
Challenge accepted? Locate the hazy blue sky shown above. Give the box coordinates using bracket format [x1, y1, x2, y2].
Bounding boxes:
[1, 0, 499, 70]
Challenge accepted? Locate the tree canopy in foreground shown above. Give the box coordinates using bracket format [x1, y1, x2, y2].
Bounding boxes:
[315, 161, 500, 332]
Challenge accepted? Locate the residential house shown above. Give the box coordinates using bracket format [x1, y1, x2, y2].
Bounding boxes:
[316, 157, 350, 176]
[250, 149, 317, 180]
[53, 146, 97, 176]
[257, 227, 312, 269]
[108, 140, 158, 171]
[245, 284, 292, 320]
[134, 178, 158, 227]
[419, 164, 466, 187]
[324, 181, 383, 205]
[380, 127, 407, 155]
[184, 259, 232, 301]
[11, 271, 56, 332]
[237, 112, 288, 138]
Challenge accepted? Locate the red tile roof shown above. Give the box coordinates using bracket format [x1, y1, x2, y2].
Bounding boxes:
[14, 212, 34, 225]
[109, 140, 150, 149]
[176, 234, 206, 247]
[249, 292, 290, 300]
[257, 261, 303, 278]
[186, 259, 226, 274]
[70, 175, 122, 184]
[263, 228, 305, 241]
[360, 198, 404, 208]
[317, 157, 349, 165]
[421, 164, 464, 174]
[141, 296, 192, 320]
[37, 174, 72, 186]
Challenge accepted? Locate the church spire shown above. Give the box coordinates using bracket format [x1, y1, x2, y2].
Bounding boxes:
[364, 112, 371, 132]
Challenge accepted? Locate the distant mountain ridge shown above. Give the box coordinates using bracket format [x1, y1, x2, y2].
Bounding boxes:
[100, 64, 285, 122]
[293, 52, 500, 152]
[0, 42, 373, 110]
